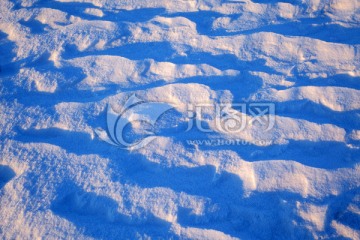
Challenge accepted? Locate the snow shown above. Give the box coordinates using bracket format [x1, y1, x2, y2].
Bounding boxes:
[1, 0, 360, 239]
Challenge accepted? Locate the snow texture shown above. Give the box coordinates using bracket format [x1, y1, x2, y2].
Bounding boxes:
[0, 0, 359, 239]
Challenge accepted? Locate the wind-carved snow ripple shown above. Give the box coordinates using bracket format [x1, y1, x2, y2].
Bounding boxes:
[1, 0, 360, 239]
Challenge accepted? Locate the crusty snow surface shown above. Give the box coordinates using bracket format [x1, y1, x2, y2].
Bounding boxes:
[1, 0, 360, 239]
